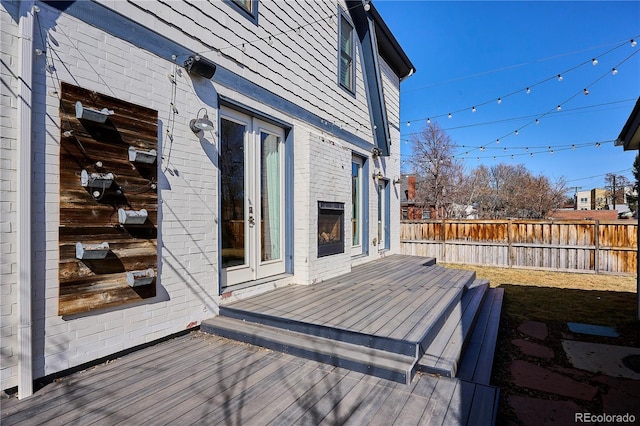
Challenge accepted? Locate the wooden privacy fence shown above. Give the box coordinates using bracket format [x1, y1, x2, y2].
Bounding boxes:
[400, 219, 637, 275]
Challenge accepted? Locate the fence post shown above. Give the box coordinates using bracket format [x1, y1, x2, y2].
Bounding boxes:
[594, 220, 600, 274]
[507, 219, 512, 268]
[441, 219, 447, 262]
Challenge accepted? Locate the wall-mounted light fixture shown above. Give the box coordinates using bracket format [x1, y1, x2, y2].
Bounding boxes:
[190, 108, 215, 134]
[371, 147, 382, 159]
[75, 101, 114, 123]
[393, 176, 401, 185]
[126, 268, 155, 287]
[184, 55, 217, 79]
[372, 170, 384, 180]
[128, 146, 157, 164]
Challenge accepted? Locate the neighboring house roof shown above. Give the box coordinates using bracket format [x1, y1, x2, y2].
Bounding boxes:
[616, 97, 640, 150]
[368, 2, 416, 80]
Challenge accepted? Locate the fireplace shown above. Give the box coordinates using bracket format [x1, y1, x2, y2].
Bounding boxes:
[317, 201, 345, 257]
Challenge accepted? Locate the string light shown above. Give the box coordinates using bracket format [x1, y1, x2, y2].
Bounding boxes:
[583, 88, 589, 95]
[514, 130, 519, 135]
[427, 118, 431, 124]
[407, 121, 411, 127]
[496, 139, 500, 144]
[557, 105, 562, 111]
[398, 36, 639, 127]
[535, 118, 540, 125]
[632, 39, 637, 47]
[448, 113, 452, 119]
[612, 68, 618, 75]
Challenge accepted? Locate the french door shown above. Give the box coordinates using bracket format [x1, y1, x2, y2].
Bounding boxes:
[220, 108, 286, 287]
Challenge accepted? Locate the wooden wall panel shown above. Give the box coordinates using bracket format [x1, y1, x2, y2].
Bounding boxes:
[58, 82, 158, 315]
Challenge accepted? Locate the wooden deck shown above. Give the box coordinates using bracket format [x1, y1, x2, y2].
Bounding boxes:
[0, 332, 499, 425]
[2, 255, 503, 425]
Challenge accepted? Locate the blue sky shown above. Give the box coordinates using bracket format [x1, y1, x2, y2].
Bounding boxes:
[375, 1, 640, 192]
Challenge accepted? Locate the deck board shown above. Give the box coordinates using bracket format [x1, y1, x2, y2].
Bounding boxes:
[1, 331, 498, 426]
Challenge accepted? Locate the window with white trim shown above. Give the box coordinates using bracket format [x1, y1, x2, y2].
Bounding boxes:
[339, 12, 355, 92]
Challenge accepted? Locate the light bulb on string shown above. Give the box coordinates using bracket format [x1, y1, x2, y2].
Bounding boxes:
[526, 87, 531, 94]
[583, 88, 589, 95]
[480, 146, 485, 152]
[427, 118, 431, 124]
[448, 113, 452, 119]
[550, 149, 554, 155]
[515, 130, 519, 135]
[493, 156, 497, 161]
[472, 106, 476, 113]
[591, 58, 598, 65]
[631, 39, 637, 47]
[511, 154, 514, 160]
[557, 105, 562, 111]
[572, 144, 576, 150]
[596, 142, 601, 148]
[497, 98, 502, 104]
[525, 147, 529, 152]
[407, 121, 411, 127]
[503, 148, 507, 153]
[557, 74, 563, 81]
[535, 118, 540, 125]
[612, 68, 618, 75]
[530, 153, 534, 157]
[496, 139, 500, 144]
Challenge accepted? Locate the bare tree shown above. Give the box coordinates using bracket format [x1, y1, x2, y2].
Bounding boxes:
[604, 173, 632, 209]
[407, 122, 463, 218]
[470, 163, 566, 219]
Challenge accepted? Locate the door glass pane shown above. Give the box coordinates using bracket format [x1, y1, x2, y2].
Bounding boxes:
[378, 181, 384, 245]
[221, 118, 246, 268]
[261, 132, 281, 262]
[352, 161, 360, 246]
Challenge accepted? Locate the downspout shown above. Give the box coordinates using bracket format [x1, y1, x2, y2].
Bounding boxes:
[17, 0, 35, 399]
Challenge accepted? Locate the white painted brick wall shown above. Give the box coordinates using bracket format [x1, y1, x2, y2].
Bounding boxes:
[1, 0, 407, 391]
[0, 0, 20, 391]
[1, 3, 220, 388]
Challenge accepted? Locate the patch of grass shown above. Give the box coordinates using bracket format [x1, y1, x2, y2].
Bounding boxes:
[443, 263, 638, 328]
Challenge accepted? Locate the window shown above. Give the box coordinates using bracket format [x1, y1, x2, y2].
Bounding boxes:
[338, 12, 355, 92]
[402, 209, 408, 220]
[352, 157, 364, 255]
[227, 0, 258, 24]
[421, 209, 431, 220]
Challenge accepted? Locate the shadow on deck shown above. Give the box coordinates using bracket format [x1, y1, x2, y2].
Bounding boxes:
[202, 254, 504, 424]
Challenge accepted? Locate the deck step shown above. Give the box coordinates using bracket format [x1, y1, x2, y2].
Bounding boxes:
[219, 305, 418, 357]
[456, 287, 505, 385]
[416, 281, 489, 377]
[200, 316, 417, 385]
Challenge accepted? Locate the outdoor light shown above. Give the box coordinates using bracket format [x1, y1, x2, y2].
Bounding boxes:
[591, 58, 598, 66]
[612, 68, 618, 75]
[426, 118, 431, 124]
[472, 106, 476, 112]
[497, 98, 502, 104]
[393, 176, 401, 185]
[183, 55, 217, 79]
[526, 87, 531, 94]
[557, 74, 563, 81]
[583, 88, 589, 95]
[372, 170, 384, 180]
[631, 39, 637, 47]
[557, 105, 562, 111]
[190, 108, 214, 134]
[448, 113, 452, 119]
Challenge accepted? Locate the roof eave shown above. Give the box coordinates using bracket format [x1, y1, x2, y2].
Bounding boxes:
[617, 97, 640, 151]
[368, 2, 416, 80]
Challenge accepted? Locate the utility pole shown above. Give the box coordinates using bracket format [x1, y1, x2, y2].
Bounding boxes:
[613, 175, 617, 209]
